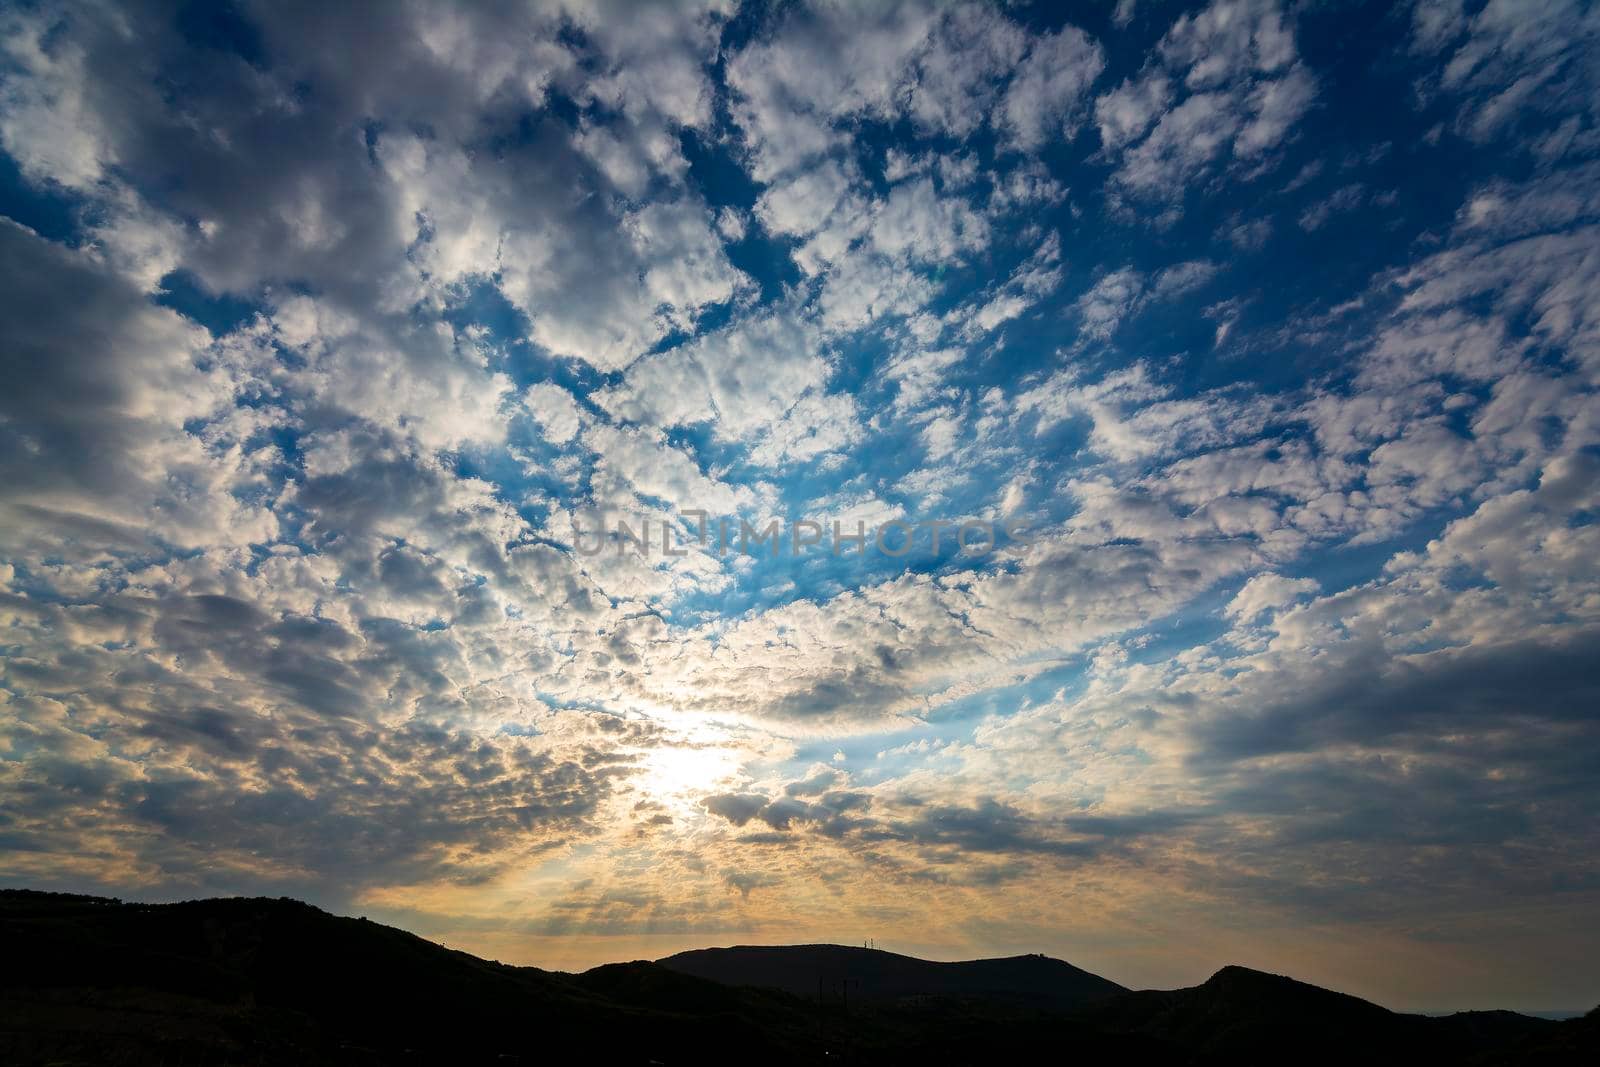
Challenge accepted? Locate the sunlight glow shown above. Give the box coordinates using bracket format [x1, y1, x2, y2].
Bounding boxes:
[637, 744, 743, 811]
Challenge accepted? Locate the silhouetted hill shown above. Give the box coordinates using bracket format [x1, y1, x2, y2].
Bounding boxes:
[0, 888, 822, 1065]
[1, 888, 1591, 1065]
[1487, 1004, 1600, 1065]
[658, 943, 1125, 1008]
[1078, 964, 1570, 1065]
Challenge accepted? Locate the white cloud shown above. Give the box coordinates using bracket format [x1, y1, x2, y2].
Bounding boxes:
[997, 26, 1107, 150]
[0, 222, 279, 557]
[1076, 268, 1146, 341]
[1072, 258, 1218, 341]
[584, 424, 754, 515]
[906, 3, 1029, 138]
[4, 0, 1599, 988]
[756, 159, 856, 239]
[1299, 183, 1367, 231]
[716, 206, 749, 242]
[1095, 72, 1172, 153]
[1152, 258, 1221, 298]
[0, 8, 120, 189]
[1416, 0, 1600, 148]
[525, 382, 585, 445]
[598, 308, 831, 439]
[869, 176, 990, 261]
[1099, 0, 1315, 207]
[1225, 572, 1321, 622]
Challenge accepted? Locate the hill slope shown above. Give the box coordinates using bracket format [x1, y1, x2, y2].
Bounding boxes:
[658, 943, 1125, 1008]
[1079, 964, 1572, 1065]
[1, 888, 1590, 1065]
[0, 888, 823, 1065]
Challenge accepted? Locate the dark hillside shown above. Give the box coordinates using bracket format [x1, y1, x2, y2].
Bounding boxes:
[658, 942, 1126, 1008]
[1, 889, 1588, 1065]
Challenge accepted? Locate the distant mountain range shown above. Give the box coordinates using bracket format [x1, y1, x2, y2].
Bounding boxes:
[2, 888, 1594, 1064]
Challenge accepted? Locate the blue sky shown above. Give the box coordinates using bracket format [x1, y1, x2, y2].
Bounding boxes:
[1, 0, 1599, 1011]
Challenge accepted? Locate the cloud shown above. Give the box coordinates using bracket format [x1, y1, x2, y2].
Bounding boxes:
[1098, 0, 1316, 208]
[1152, 258, 1221, 297]
[595, 307, 860, 467]
[1072, 258, 1219, 340]
[0, 221, 277, 557]
[1412, 0, 1600, 150]
[1298, 183, 1367, 231]
[1095, 72, 1173, 153]
[1076, 268, 1148, 341]
[906, 3, 1029, 139]
[996, 26, 1107, 150]
[3, 0, 1600, 1002]
[1224, 573, 1320, 622]
[869, 176, 991, 261]
[525, 382, 585, 445]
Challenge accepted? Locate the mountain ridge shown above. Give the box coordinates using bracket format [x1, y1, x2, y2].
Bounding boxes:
[2, 888, 1592, 1064]
[658, 942, 1126, 1009]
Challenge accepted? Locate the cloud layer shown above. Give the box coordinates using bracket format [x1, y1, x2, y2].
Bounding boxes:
[1, 0, 1597, 1010]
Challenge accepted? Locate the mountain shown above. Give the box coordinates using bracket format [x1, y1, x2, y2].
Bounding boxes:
[658, 943, 1125, 1008]
[1077, 964, 1579, 1065]
[0, 888, 824, 1065]
[1, 888, 1591, 1065]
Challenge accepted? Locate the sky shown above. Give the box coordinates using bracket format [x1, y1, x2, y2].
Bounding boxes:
[0, 0, 1598, 1013]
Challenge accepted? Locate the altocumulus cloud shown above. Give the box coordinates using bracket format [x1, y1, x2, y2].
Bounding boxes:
[0, 0, 1598, 1009]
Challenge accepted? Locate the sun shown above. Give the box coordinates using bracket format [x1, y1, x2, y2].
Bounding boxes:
[637, 743, 742, 810]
